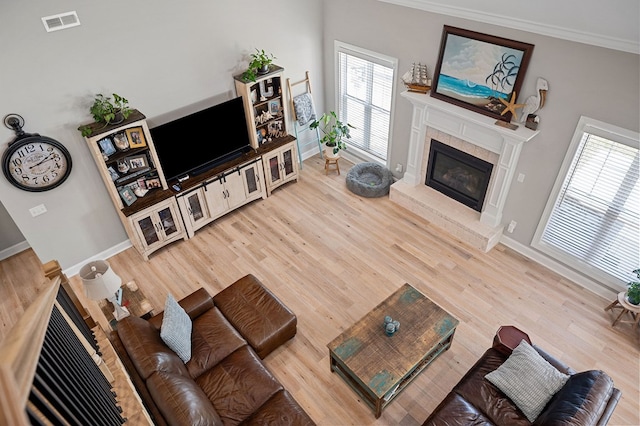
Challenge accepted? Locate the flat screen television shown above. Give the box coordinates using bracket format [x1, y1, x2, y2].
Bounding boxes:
[150, 97, 252, 183]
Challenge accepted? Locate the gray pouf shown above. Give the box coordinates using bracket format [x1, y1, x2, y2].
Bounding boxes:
[346, 162, 394, 198]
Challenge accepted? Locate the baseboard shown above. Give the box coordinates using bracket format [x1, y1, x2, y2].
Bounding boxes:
[64, 240, 133, 278]
[0, 240, 30, 261]
[499, 235, 620, 300]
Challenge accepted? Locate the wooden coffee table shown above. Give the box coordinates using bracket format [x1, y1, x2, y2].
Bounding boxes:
[327, 283, 459, 418]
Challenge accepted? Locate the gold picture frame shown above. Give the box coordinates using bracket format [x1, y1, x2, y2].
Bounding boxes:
[126, 127, 147, 149]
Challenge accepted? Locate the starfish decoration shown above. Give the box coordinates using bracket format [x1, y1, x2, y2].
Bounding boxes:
[499, 92, 525, 121]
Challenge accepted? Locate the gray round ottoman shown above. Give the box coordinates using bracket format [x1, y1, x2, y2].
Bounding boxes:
[346, 162, 394, 198]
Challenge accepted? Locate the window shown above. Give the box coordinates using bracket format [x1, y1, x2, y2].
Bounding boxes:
[335, 41, 397, 163]
[533, 116, 640, 288]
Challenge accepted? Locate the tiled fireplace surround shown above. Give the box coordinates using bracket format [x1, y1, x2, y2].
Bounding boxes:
[390, 91, 539, 252]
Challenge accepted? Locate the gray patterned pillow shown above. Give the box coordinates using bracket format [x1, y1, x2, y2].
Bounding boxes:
[485, 340, 569, 422]
[160, 294, 192, 363]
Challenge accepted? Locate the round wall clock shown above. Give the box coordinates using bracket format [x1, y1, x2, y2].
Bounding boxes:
[2, 114, 72, 192]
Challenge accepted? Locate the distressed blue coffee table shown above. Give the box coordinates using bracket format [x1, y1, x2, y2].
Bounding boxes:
[327, 283, 458, 418]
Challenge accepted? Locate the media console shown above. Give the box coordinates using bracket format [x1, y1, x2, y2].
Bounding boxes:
[82, 110, 298, 260]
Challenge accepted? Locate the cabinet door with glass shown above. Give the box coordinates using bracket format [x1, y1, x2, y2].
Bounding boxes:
[241, 161, 266, 202]
[129, 198, 184, 259]
[177, 187, 211, 238]
[262, 142, 298, 195]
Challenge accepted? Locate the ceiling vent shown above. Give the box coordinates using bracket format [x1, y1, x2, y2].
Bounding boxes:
[41, 11, 80, 32]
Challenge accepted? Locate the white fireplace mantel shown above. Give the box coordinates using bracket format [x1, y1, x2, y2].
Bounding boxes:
[400, 90, 539, 229]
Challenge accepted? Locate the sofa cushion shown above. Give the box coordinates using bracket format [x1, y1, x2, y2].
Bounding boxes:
[161, 294, 193, 363]
[485, 340, 569, 422]
[241, 390, 316, 425]
[147, 371, 223, 426]
[213, 274, 297, 359]
[533, 370, 614, 425]
[196, 346, 283, 425]
[149, 288, 215, 329]
[186, 307, 248, 379]
[117, 315, 188, 380]
[422, 392, 494, 426]
[452, 348, 531, 425]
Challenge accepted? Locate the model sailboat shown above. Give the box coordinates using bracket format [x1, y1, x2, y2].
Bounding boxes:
[402, 63, 431, 94]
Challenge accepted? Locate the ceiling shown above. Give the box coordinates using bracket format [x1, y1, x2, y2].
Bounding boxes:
[378, 0, 639, 54]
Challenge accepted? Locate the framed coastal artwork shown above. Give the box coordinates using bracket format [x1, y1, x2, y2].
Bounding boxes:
[431, 26, 534, 122]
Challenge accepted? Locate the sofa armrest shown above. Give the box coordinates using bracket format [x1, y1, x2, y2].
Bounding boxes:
[149, 288, 215, 329]
[597, 387, 621, 426]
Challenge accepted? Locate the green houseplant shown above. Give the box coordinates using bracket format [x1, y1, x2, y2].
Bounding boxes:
[627, 269, 640, 305]
[80, 93, 132, 136]
[310, 111, 353, 156]
[242, 49, 276, 82]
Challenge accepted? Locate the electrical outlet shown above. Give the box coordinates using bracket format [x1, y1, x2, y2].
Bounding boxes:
[507, 220, 517, 233]
[29, 204, 47, 217]
[395, 163, 403, 173]
[517, 173, 525, 183]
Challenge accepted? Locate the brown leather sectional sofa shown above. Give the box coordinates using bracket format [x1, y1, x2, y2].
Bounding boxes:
[111, 275, 315, 425]
[423, 327, 621, 425]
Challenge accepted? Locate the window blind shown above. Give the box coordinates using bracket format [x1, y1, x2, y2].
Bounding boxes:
[540, 131, 639, 283]
[336, 43, 395, 161]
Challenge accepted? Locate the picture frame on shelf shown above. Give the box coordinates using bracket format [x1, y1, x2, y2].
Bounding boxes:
[127, 154, 148, 171]
[107, 166, 119, 181]
[145, 177, 161, 189]
[136, 178, 147, 190]
[113, 132, 130, 151]
[98, 137, 116, 157]
[269, 99, 281, 115]
[118, 187, 137, 206]
[431, 25, 534, 122]
[126, 127, 147, 149]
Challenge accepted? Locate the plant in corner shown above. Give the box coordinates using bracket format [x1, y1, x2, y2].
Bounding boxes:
[310, 111, 354, 156]
[80, 93, 132, 137]
[242, 49, 276, 82]
[627, 269, 640, 305]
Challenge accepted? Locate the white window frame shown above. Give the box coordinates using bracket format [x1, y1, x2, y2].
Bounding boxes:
[532, 116, 640, 290]
[334, 40, 398, 166]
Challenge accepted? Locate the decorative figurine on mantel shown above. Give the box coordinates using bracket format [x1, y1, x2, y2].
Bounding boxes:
[520, 77, 549, 130]
[383, 315, 400, 336]
[402, 63, 431, 94]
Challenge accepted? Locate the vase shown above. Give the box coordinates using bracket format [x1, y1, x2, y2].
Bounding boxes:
[258, 65, 269, 75]
[110, 111, 125, 125]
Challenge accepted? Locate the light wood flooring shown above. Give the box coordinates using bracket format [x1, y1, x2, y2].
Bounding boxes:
[1, 155, 638, 425]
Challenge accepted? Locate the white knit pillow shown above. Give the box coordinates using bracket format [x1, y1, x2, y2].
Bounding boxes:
[160, 294, 192, 363]
[485, 340, 569, 422]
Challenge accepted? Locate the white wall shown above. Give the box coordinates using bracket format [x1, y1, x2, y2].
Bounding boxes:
[322, 0, 639, 254]
[0, 0, 324, 269]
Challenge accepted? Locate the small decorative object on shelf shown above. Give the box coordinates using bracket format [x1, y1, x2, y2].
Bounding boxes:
[520, 77, 548, 123]
[242, 49, 276, 82]
[402, 62, 431, 94]
[383, 315, 400, 336]
[627, 269, 640, 305]
[80, 93, 132, 136]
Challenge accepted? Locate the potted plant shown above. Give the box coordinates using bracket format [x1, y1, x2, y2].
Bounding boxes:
[627, 269, 640, 305]
[310, 111, 353, 157]
[80, 93, 132, 136]
[242, 49, 276, 82]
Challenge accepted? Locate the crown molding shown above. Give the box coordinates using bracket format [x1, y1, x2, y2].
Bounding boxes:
[378, 0, 639, 54]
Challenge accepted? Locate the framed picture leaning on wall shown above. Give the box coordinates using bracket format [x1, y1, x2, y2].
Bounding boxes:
[431, 25, 534, 122]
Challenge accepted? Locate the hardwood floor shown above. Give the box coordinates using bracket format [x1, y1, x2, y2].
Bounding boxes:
[1, 154, 638, 425]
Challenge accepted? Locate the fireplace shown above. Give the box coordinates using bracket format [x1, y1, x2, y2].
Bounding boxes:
[425, 140, 493, 212]
[389, 91, 539, 252]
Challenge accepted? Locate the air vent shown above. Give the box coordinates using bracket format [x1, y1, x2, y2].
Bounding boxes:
[41, 11, 80, 32]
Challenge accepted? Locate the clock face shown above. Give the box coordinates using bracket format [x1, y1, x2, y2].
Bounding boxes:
[2, 136, 72, 191]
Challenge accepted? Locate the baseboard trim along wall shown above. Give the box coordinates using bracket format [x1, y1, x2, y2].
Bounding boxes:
[64, 240, 133, 278]
[0, 240, 30, 261]
[499, 235, 619, 301]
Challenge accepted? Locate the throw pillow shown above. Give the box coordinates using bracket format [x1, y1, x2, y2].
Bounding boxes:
[160, 294, 192, 363]
[485, 340, 569, 422]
